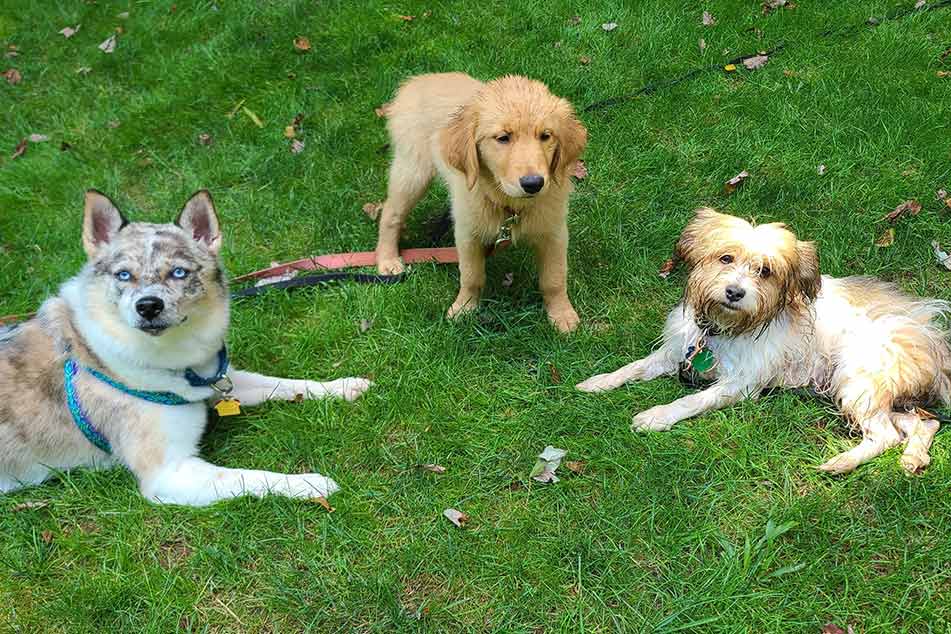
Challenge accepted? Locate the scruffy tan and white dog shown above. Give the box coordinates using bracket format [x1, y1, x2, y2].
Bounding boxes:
[0, 191, 370, 505]
[375, 73, 588, 332]
[577, 208, 951, 474]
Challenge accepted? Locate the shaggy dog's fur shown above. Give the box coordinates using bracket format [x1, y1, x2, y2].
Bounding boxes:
[0, 191, 370, 505]
[577, 208, 951, 474]
[374, 73, 588, 332]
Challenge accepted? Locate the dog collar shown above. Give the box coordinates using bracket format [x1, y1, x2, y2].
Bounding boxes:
[486, 207, 520, 256]
[63, 347, 231, 454]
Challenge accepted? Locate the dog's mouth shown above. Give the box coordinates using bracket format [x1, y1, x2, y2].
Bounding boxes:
[719, 302, 741, 312]
[137, 315, 186, 336]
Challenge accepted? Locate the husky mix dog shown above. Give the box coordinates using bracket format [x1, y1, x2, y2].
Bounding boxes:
[577, 208, 951, 474]
[0, 191, 370, 505]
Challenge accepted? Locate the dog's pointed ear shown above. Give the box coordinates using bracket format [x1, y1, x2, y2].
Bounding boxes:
[551, 107, 588, 183]
[443, 105, 479, 190]
[794, 240, 821, 301]
[176, 190, 221, 253]
[675, 207, 730, 268]
[83, 190, 128, 258]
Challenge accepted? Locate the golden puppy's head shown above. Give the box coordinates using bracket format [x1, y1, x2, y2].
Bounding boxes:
[675, 208, 821, 335]
[443, 75, 587, 197]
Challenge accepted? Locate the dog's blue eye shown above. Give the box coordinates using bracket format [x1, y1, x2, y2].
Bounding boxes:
[171, 267, 188, 279]
[115, 270, 132, 282]
[496, 134, 510, 144]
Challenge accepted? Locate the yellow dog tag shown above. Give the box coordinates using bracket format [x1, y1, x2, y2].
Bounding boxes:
[214, 398, 241, 416]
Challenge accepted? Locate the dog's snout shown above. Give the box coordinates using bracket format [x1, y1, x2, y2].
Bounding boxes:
[135, 296, 165, 320]
[725, 285, 746, 303]
[519, 174, 545, 194]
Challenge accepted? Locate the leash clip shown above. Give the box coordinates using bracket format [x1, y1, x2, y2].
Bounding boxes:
[209, 375, 235, 396]
[494, 213, 520, 248]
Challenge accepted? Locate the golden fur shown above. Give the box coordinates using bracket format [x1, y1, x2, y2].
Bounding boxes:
[578, 208, 951, 474]
[374, 72, 588, 332]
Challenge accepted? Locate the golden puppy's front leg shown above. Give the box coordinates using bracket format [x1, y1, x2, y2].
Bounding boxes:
[448, 235, 486, 319]
[535, 227, 579, 333]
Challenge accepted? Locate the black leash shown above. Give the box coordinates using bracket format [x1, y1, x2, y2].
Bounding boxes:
[231, 271, 404, 298]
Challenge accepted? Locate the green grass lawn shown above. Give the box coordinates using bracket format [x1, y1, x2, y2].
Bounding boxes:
[3, 1, 951, 632]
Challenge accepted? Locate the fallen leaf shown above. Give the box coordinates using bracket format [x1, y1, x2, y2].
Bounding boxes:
[40, 530, 54, 544]
[397, 14, 415, 21]
[882, 199, 921, 222]
[311, 496, 335, 513]
[11, 139, 27, 160]
[548, 362, 562, 384]
[362, 201, 383, 220]
[571, 159, 588, 180]
[197, 132, 213, 145]
[658, 257, 676, 279]
[358, 318, 373, 334]
[115, 26, 124, 35]
[28, 134, 49, 143]
[933, 241, 951, 271]
[290, 139, 305, 154]
[821, 625, 846, 634]
[915, 0, 927, 8]
[724, 63, 737, 72]
[242, 107, 264, 127]
[565, 460, 586, 474]
[783, 69, 798, 77]
[702, 11, 716, 26]
[107, 120, 120, 129]
[569, 15, 581, 25]
[98, 34, 117, 54]
[5, 44, 17, 58]
[502, 272, 514, 287]
[443, 508, 468, 527]
[937, 71, 951, 78]
[601, 22, 618, 31]
[59, 25, 80, 38]
[418, 464, 446, 474]
[699, 38, 706, 52]
[743, 54, 769, 70]
[2, 68, 21, 84]
[875, 227, 895, 247]
[579, 55, 591, 65]
[762, 0, 794, 14]
[76, 66, 92, 75]
[284, 125, 296, 139]
[937, 188, 948, 200]
[530, 446, 568, 484]
[293, 36, 311, 52]
[817, 164, 827, 176]
[12, 501, 49, 512]
[724, 170, 750, 194]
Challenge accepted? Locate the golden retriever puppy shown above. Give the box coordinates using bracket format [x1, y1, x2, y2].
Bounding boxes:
[374, 73, 588, 332]
[577, 208, 951, 474]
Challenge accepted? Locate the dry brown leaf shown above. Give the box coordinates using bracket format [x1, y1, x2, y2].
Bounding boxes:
[821, 625, 846, 634]
[11, 138, 27, 160]
[743, 54, 769, 70]
[702, 11, 716, 25]
[41, 529, 54, 544]
[197, 132, 213, 145]
[937, 71, 951, 78]
[397, 14, 415, 21]
[293, 36, 311, 51]
[882, 199, 921, 222]
[443, 508, 468, 527]
[98, 34, 117, 53]
[579, 55, 591, 65]
[937, 188, 948, 200]
[699, 38, 706, 52]
[3, 68, 21, 84]
[875, 227, 895, 247]
[12, 501, 49, 512]
[724, 170, 750, 194]
[290, 139, 305, 154]
[658, 257, 676, 279]
[362, 201, 383, 220]
[418, 464, 446, 474]
[358, 318, 373, 334]
[548, 362, 562, 384]
[28, 134, 49, 143]
[5, 44, 17, 58]
[565, 460, 586, 474]
[571, 159, 588, 180]
[59, 25, 80, 38]
[312, 496, 335, 512]
[284, 125, 296, 139]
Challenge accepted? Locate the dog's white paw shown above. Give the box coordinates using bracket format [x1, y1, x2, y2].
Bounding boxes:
[378, 257, 405, 275]
[576, 373, 620, 393]
[818, 451, 859, 475]
[285, 473, 340, 499]
[631, 407, 676, 432]
[326, 377, 372, 402]
[900, 451, 930, 475]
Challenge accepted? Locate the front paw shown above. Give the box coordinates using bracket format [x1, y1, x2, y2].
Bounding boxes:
[818, 451, 859, 475]
[576, 373, 620, 393]
[900, 452, 930, 475]
[377, 257, 405, 275]
[631, 407, 677, 432]
[447, 299, 479, 320]
[325, 377, 372, 402]
[548, 306, 580, 333]
[286, 474, 340, 499]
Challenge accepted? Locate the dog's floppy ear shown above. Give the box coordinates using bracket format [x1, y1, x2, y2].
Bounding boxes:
[443, 105, 479, 190]
[83, 190, 128, 258]
[793, 240, 821, 301]
[551, 107, 587, 182]
[176, 190, 221, 254]
[675, 207, 730, 268]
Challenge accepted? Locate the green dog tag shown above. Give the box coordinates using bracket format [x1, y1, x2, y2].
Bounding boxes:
[690, 348, 716, 373]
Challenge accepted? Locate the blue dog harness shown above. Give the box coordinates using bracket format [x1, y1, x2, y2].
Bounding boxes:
[64, 347, 230, 455]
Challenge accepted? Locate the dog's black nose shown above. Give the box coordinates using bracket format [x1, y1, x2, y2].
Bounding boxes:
[725, 286, 746, 303]
[135, 296, 165, 320]
[519, 174, 545, 194]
